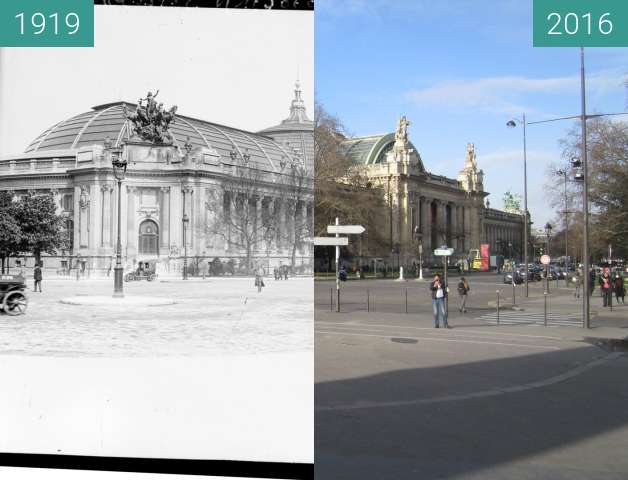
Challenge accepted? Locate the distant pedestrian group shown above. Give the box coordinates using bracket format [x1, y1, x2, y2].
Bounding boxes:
[273, 265, 289, 281]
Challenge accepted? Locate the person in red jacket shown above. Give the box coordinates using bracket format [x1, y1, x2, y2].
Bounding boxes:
[599, 267, 613, 307]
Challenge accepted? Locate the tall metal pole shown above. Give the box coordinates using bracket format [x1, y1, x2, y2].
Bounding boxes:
[113, 178, 123, 298]
[581, 47, 590, 329]
[564, 171, 568, 264]
[335, 216, 340, 312]
[523, 113, 529, 298]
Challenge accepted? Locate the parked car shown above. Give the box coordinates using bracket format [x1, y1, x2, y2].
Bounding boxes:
[503, 271, 524, 285]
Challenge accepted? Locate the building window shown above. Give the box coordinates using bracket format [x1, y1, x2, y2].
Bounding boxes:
[65, 219, 74, 254]
[63, 194, 73, 211]
[138, 220, 159, 256]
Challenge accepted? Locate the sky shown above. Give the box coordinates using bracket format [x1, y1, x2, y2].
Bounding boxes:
[0, 5, 313, 157]
[316, 0, 628, 230]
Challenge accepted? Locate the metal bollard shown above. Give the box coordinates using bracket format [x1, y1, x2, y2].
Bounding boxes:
[405, 288, 408, 314]
[544, 292, 548, 327]
[330, 287, 333, 312]
[496, 290, 500, 325]
[367, 288, 370, 312]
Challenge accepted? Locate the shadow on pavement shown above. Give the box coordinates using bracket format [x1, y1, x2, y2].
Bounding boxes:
[316, 347, 628, 479]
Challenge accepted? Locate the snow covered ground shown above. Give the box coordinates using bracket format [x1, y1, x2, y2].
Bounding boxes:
[0, 277, 313, 464]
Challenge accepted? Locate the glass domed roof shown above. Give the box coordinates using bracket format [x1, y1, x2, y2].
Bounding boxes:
[25, 102, 299, 172]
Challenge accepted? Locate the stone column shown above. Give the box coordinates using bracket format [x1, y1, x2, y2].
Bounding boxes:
[437, 200, 447, 247]
[170, 186, 182, 254]
[78, 185, 90, 249]
[160, 187, 170, 249]
[182, 185, 193, 248]
[126, 186, 138, 256]
[278, 198, 286, 251]
[101, 184, 112, 247]
[421, 197, 430, 253]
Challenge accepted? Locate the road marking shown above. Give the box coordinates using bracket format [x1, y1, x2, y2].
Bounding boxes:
[315, 329, 562, 350]
[315, 324, 569, 346]
[316, 321, 567, 341]
[316, 352, 622, 412]
[478, 311, 582, 327]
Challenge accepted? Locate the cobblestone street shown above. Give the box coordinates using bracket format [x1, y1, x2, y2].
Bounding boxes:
[0, 276, 312, 357]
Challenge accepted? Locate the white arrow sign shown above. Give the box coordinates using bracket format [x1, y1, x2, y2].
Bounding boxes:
[314, 237, 349, 246]
[434, 248, 454, 256]
[327, 225, 365, 235]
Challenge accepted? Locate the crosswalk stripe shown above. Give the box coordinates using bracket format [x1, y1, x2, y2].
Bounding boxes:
[477, 311, 582, 327]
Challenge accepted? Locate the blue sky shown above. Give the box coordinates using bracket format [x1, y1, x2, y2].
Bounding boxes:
[316, 0, 628, 230]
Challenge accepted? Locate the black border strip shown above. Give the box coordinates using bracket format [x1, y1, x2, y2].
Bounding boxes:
[0, 453, 314, 479]
[94, 1, 314, 10]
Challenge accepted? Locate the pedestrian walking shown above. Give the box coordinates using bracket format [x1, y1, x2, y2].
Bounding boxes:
[33, 263, 42, 293]
[599, 268, 613, 307]
[573, 269, 582, 298]
[273, 267, 279, 281]
[614, 274, 625, 304]
[430, 273, 450, 328]
[457, 277, 470, 313]
[254, 267, 265, 293]
[589, 268, 596, 297]
[283, 265, 289, 280]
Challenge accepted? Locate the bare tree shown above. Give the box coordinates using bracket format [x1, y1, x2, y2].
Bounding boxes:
[544, 117, 628, 261]
[206, 150, 276, 274]
[278, 158, 313, 270]
[314, 102, 389, 256]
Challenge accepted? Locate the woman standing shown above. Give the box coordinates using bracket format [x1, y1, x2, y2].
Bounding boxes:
[429, 273, 450, 328]
[457, 277, 470, 313]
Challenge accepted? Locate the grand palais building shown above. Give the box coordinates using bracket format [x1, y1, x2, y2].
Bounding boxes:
[0, 82, 314, 277]
[340, 116, 526, 267]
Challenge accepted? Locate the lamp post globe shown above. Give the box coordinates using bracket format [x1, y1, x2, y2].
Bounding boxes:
[111, 146, 127, 298]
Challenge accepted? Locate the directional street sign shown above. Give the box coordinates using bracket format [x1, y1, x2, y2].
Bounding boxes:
[434, 247, 454, 256]
[314, 237, 349, 246]
[327, 225, 365, 235]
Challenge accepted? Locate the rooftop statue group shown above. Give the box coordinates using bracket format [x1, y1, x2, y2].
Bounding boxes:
[123, 91, 178, 145]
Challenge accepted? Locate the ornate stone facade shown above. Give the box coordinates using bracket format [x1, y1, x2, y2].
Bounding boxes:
[341, 116, 525, 265]
[0, 86, 313, 276]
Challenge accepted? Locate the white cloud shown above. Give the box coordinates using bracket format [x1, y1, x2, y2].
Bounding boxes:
[405, 70, 627, 116]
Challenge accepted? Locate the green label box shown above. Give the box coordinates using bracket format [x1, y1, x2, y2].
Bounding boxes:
[534, 0, 628, 47]
[0, 0, 93, 47]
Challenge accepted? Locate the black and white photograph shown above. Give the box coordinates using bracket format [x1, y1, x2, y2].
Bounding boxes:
[0, 3, 313, 473]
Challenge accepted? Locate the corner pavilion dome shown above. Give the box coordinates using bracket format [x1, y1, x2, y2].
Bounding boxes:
[258, 80, 314, 167]
[25, 102, 300, 172]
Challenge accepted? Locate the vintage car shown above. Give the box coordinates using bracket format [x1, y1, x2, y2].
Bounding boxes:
[0, 274, 28, 315]
[124, 260, 158, 282]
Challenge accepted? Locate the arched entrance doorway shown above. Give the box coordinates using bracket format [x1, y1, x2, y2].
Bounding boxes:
[138, 220, 159, 256]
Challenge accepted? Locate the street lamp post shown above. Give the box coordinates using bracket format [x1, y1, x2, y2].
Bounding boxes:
[555, 169, 569, 265]
[507, 114, 529, 298]
[111, 146, 127, 298]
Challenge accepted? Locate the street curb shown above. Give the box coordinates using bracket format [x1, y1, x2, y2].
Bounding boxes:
[584, 337, 628, 352]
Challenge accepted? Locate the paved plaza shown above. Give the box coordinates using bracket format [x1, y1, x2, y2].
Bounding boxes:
[315, 274, 628, 479]
[0, 276, 313, 463]
[1, 276, 312, 357]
